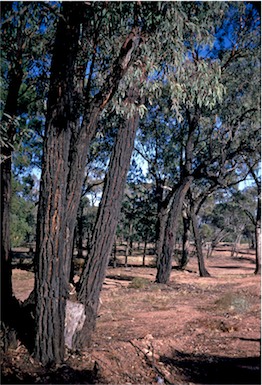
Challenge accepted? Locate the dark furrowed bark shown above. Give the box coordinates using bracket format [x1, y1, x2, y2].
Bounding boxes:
[74, 110, 140, 349]
[156, 177, 193, 284]
[34, 4, 82, 365]
[34, 2, 142, 364]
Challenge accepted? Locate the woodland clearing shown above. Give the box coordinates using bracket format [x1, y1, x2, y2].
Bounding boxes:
[1, 244, 261, 384]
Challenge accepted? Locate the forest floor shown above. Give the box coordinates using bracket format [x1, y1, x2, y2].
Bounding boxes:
[1, 244, 261, 384]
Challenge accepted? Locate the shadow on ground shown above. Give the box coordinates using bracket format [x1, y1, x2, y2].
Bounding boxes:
[1, 363, 99, 384]
[160, 350, 261, 384]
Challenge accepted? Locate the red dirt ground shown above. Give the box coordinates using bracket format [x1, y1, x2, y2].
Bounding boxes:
[1, 244, 261, 384]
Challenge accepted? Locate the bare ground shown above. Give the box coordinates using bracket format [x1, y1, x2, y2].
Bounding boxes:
[1, 245, 261, 384]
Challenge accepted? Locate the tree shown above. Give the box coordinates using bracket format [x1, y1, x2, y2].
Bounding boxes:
[33, 1, 147, 364]
[10, 175, 37, 247]
[34, 1, 219, 362]
[1, 1, 55, 348]
[156, 2, 260, 283]
[75, 88, 141, 348]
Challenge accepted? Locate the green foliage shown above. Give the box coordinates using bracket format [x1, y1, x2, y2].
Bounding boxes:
[118, 182, 157, 245]
[10, 176, 37, 247]
[2, 1, 260, 251]
[200, 187, 257, 244]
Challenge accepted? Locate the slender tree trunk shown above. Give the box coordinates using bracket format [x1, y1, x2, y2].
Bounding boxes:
[155, 182, 171, 265]
[254, 194, 261, 275]
[191, 210, 210, 277]
[1, 37, 23, 349]
[231, 231, 243, 258]
[112, 242, 117, 268]
[77, 203, 84, 258]
[75, 109, 140, 349]
[207, 230, 227, 258]
[142, 238, 147, 266]
[156, 177, 193, 284]
[125, 242, 129, 267]
[179, 207, 191, 269]
[155, 204, 170, 267]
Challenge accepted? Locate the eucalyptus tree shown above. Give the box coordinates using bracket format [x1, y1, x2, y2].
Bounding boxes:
[155, 2, 260, 283]
[134, 2, 260, 283]
[236, 163, 261, 274]
[32, 1, 235, 363]
[32, 1, 183, 363]
[0, 1, 56, 348]
[248, 164, 261, 274]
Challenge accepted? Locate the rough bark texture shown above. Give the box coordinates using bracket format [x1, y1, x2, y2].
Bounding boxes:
[156, 177, 193, 284]
[75, 109, 140, 349]
[34, 4, 88, 365]
[34, 2, 142, 365]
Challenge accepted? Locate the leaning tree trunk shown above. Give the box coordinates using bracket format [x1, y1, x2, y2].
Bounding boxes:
[207, 229, 227, 258]
[231, 229, 243, 258]
[191, 210, 210, 277]
[75, 108, 140, 349]
[156, 177, 193, 284]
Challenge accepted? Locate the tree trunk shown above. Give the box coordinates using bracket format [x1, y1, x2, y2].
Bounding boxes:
[156, 177, 193, 284]
[112, 242, 117, 268]
[254, 193, 261, 275]
[155, 182, 170, 265]
[179, 207, 191, 269]
[191, 210, 210, 277]
[34, 4, 83, 365]
[155, 204, 170, 268]
[231, 231, 243, 258]
[207, 230, 227, 258]
[1, 27, 23, 349]
[77, 203, 84, 259]
[75, 109, 140, 349]
[125, 242, 129, 267]
[142, 238, 147, 266]
[34, 3, 142, 364]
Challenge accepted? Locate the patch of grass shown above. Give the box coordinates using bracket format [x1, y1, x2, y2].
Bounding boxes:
[129, 277, 151, 289]
[214, 292, 250, 313]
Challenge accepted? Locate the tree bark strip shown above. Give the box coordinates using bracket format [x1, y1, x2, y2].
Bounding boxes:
[34, 3, 82, 365]
[75, 109, 140, 349]
[254, 192, 261, 274]
[156, 177, 193, 284]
